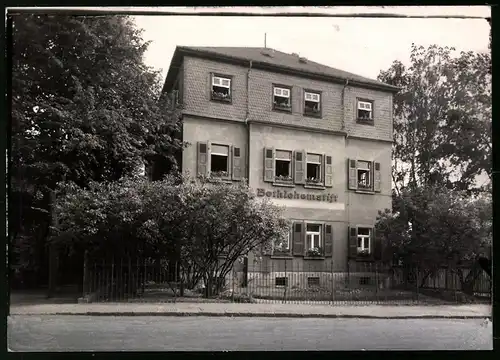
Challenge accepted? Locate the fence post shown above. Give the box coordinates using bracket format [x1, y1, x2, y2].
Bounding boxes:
[283, 259, 287, 304]
[331, 262, 335, 305]
[375, 262, 379, 304]
[82, 250, 89, 297]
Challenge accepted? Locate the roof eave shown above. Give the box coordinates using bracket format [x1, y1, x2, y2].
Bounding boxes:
[163, 47, 401, 94]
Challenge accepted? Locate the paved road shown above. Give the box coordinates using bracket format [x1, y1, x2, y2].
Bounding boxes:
[8, 315, 492, 351]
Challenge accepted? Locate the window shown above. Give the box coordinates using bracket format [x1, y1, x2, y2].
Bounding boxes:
[211, 144, 229, 177]
[304, 91, 321, 116]
[274, 231, 290, 253]
[357, 227, 371, 254]
[306, 153, 322, 184]
[211, 75, 231, 102]
[307, 277, 320, 287]
[273, 86, 291, 111]
[275, 277, 288, 287]
[275, 150, 292, 182]
[357, 161, 371, 189]
[306, 224, 322, 251]
[357, 100, 373, 121]
[359, 276, 372, 285]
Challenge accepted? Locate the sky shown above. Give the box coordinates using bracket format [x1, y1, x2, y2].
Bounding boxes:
[132, 6, 491, 188]
[133, 6, 490, 81]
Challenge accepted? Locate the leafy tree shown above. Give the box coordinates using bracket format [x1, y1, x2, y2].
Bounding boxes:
[378, 44, 491, 195]
[375, 186, 492, 294]
[10, 14, 184, 284]
[52, 175, 289, 297]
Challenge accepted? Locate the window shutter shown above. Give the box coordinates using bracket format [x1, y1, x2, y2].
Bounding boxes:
[373, 228, 382, 261]
[324, 224, 333, 256]
[294, 150, 306, 184]
[373, 162, 381, 192]
[263, 147, 275, 182]
[232, 146, 242, 181]
[348, 227, 358, 258]
[348, 159, 358, 190]
[197, 141, 211, 177]
[324, 155, 333, 187]
[292, 222, 305, 256]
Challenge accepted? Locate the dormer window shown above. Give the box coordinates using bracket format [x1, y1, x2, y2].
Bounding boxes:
[211, 75, 232, 102]
[357, 100, 373, 121]
[304, 91, 321, 117]
[273, 86, 291, 112]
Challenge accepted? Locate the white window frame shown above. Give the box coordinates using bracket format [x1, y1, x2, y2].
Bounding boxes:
[274, 150, 292, 179]
[357, 228, 371, 254]
[357, 100, 373, 119]
[274, 87, 290, 98]
[306, 223, 322, 250]
[306, 153, 323, 182]
[357, 160, 371, 188]
[212, 76, 231, 89]
[304, 91, 320, 103]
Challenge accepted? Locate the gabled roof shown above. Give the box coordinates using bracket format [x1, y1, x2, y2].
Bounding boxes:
[163, 46, 400, 94]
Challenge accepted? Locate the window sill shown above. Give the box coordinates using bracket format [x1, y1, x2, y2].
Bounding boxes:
[303, 111, 322, 118]
[209, 177, 233, 184]
[304, 184, 325, 190]
[304, 256, 326, 260]
[356, 118, 374, 126]
[273, 106, 292, 113]
[355, 189, 375, 195]
[273, 182, 295, 188]
[271, 254, 293, 259]
[211, 96, 232, 104]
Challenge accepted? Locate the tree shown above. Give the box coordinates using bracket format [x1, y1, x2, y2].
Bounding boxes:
[52, 175, 289, 297]
[378, 44, 491, 195]
[179, 177, 289, 296]
[375, 186, 492, 294]
[10, 14, 184, 285]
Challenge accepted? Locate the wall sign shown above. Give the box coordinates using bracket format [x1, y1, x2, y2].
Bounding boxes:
[256, 188, 338, 203]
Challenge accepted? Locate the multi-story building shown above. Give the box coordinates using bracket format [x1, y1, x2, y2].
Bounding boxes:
[162, 46, 399, 287]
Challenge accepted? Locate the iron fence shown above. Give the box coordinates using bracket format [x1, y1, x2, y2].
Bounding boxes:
[84, 258, 491, 305]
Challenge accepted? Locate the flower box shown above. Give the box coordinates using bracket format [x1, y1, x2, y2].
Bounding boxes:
[275, 175, 293, 183]
[273, 102, 291, 111]
[306, 178, 322, 185]
[211, 91, 231, 102]
[210, 171, 229, 178]
[306, 247, 324, 257]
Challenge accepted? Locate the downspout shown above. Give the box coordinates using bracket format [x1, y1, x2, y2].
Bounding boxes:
[245, 60, 253, 181]
[341, 79, 349, 133]
[244, 60, 252, 280]
[342, 79, 351, 271]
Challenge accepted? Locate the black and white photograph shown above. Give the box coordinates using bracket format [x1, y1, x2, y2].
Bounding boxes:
[7, 6, 492, 351]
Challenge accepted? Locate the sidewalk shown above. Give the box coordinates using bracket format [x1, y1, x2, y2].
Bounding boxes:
[10, 302, 491, 319]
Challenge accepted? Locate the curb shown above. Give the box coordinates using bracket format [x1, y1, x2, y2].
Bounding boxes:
[10, 312, 491, 319]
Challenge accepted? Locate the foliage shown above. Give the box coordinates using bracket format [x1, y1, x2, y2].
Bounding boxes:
[378, 44, 491, 194]
[53, 175, 289, 297]
[10, 14, 184, 280]
[375, 186, 492, 292]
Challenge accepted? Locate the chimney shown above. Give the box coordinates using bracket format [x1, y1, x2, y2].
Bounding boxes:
[291, 52, 299, 57]
[261, 48, 274, 57]
[299, 57, 308, 64]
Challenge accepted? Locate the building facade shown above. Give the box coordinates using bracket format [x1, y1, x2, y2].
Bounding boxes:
[163, 46, 398, 287]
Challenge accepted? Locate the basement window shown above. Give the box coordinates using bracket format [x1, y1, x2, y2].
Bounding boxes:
[211, 75, 232, 102]
[307, 277, 320, 287]
[273, 86, 291, 111]
[275, 277, 288, 287]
